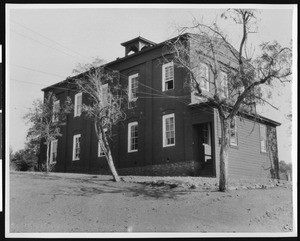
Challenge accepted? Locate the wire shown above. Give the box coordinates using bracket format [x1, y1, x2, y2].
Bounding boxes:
[12, 64, 66, 79]
[9, 27, 217, 115]
[11, 78, 76, 92]
[11, 29, 85, 62]
[11, 20, 92, 62]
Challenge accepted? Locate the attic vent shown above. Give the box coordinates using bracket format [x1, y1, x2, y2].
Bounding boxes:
[121, 36, 156, 56]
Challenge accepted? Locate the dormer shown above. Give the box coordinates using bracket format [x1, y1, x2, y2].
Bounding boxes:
[121, 36, 156, 56]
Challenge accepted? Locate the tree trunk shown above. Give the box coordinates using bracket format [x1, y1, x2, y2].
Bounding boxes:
[97, 123, 120, 182]
[219, 118, 230, 192]
[46, 141, 50, 173]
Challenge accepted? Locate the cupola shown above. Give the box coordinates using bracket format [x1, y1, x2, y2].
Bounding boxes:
[121, 36, 156, 56]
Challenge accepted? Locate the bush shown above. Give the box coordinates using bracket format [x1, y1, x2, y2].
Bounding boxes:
[10, 149, 38, 171]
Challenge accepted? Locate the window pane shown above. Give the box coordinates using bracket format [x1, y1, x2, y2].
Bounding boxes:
[75, 93, 82, 116]
[163, 63, 174, 91]
[129, 123, 138, 151]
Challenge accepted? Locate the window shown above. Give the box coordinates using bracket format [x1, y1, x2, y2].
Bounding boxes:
[163, 113, 175, 147]
[220, 71, 228, 98]
[195, 63, 209, 92]
[203, 123, 211, 146]
[128, 122, 138, 152]
[162, 62, 174, 91]
[229, 117, 238, 146]
[98, 141, 105, 157]
[128, 73, 139, 102]
[74, 92, 82, 117]
[260, 124, 267, 153]
[101, 83, 109, 107]
[50, 139, 58, 164]
[72, 134, 81, 160]
[98, 128, 108, 157]
[52, 100, 60, 122]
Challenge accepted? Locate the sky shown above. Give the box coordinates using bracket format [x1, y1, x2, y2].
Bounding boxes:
[6, 4, 296, 164]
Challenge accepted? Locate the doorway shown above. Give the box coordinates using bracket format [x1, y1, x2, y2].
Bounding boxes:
[193, 122, 214, 177]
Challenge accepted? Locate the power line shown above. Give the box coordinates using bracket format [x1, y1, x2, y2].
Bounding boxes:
[9, 28, 215, 114]
[12, 64, 66, 78]
[11, 20, 92, 62]
[11, 78, 75, 92]
[11, 29, 85, 63]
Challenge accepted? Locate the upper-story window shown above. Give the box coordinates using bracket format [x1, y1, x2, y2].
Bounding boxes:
[162, 61, 174, 91]
[101, 83, 109, 107]
[74, 92, 82, 117]
[128, 73, 139, 102]
[52, 100, 60, 122]
[163, 113, 175, 147]
[72, 134, 81, 161]
[128, 122, 138, 152]
[259, 124, 267, 153]
[50, 139, 58, 164]
[196, 63, 209, 92]
[229, 117, 238, 146]
[220, 71, 228, 98]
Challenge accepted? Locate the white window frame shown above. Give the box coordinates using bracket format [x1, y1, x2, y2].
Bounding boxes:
[50, 139, 58, 164]
[52, 100, 60, 122]
[162, 61, 174, 91]
[128, 73, 139, 102]
[203, 123, 211, 146]
[197, 63, 210, 92]
[162, 113, 175, 147]
[220, 71, 228, 98]
[259, 124, 267, 153]
[101, 83, 109, 107]
[74, 92, 82, 117]
[128, 122, 138, 153]
[98, 128, 108, 157]
[72, 134, 81, 161]
[229, 117, 238, 146]
[98, 141, 105, 157]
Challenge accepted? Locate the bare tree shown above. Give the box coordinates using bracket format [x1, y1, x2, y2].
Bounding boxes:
[165, 9, 292, 191]
[24, 92, 73, 173]
[71, 59, 126, 182]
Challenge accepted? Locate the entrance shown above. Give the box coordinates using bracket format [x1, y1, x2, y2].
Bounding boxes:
[193, 122, 214, 177]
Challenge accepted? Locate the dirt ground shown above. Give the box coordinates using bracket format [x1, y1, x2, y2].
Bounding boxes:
[8, 171, 294, 236]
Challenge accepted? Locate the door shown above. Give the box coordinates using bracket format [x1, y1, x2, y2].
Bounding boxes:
[202, 123, 212, 163]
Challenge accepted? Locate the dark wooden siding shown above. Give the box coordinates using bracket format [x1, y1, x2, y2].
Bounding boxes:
[40, 40, 279, 179]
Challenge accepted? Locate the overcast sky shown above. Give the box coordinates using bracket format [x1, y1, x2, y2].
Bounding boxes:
[6, 4, 296, 164]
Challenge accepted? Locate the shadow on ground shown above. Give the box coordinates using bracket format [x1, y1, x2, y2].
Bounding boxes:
[40, 180, 191, 200]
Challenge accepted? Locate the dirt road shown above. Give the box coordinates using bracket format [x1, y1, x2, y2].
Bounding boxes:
[9, 172, 294, 235]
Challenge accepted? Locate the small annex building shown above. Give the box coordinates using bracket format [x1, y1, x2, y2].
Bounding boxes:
[40, 34, 280, 179]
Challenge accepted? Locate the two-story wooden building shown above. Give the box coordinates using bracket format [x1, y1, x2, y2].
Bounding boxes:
[40, 34, 280, 179]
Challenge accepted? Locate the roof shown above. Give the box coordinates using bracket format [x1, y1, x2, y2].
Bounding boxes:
[42, 35, 170, 91]
[120, 36, 156, 47]
[41, 34, 281, 127]
[189, 102, 281, 126]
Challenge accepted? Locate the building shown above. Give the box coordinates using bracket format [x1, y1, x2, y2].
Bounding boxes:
[40, 34, 280, 179]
